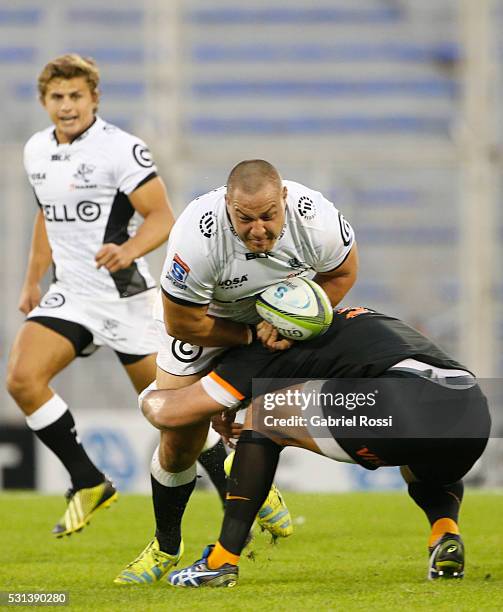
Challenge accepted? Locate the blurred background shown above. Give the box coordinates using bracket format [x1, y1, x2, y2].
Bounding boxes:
[0, 0, 501, 493]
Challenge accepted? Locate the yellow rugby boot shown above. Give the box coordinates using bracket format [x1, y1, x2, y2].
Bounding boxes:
[114, 537, 184, 585]
[52, 478, 118, 537]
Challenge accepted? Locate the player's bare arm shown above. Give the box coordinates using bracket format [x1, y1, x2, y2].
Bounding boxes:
[313, 242, 359, 306]
[162, 293, 252, 347]
[95, 176, 174, 273]
[18, 209, 52, 314]
[142, 380, 224, 429]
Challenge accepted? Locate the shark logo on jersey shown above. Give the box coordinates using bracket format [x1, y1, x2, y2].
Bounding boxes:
[167, 254, 190, 289]
[101, 318, 126, 340]
[297, 196, 316, 220]
[199, 211, 218, 238]
[288, 257, 305, 269]
[73, 163, 96, 184]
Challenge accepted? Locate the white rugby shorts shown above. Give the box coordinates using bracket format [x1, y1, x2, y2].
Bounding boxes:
[152, 290, 227, 375]
[155, 319, 227, 376]
[27, 284, 159, 356]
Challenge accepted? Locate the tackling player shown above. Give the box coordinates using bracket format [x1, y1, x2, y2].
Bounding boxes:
[115, 160, 358, 583]
[137, 307, 490, 586]
[5, 54, 233, 538]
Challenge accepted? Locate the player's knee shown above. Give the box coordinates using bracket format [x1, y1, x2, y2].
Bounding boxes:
[159, 440, 201, 472]
[6, 362, 45, 408]
[161, 450, 198, 473]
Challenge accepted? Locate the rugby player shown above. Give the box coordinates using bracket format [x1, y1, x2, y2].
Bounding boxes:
[115, 160, 358, 583]
[6, 54, 228, 537]
[138, 307, 490, 586]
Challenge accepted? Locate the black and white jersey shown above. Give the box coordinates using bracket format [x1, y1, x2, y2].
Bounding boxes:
[159, 181, 355, 323]
[24, 116, 157, 298]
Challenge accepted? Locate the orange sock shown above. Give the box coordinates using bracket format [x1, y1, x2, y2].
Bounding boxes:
[207, 542, 240, 569]
[428, 517, 459, 548]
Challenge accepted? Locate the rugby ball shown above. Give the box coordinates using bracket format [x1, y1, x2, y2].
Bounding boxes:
[256, 277, 333, 341]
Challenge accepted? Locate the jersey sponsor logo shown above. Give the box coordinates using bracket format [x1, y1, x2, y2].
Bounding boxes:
[171, 340, 203, 363]
[245, 252, 270, 260]
[51, 153, 71, 162]
[132, 143, 154, 168]
[39, 292, 65, 308]
[76, 201, 101, 222]
[199, 211, 218, 238]
[73, 163, 96, 184]
[166, 254, 190, 289]
[338, 212, 352, 246]
[297, 196, 316, 220]
[41, 201, 101, 223]
[30, 172, 46, 184]
[218, 274, 249, 289]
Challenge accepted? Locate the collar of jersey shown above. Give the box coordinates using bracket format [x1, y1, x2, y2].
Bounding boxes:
[51, 115, 102, 146]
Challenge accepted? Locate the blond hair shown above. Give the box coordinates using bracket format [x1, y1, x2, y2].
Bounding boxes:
[38, 54, 100, 100]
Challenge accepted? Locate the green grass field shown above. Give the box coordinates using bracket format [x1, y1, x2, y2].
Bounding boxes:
[1, 490, 502, 611]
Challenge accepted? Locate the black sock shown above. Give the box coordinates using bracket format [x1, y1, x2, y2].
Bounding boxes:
[151, 475, 196, 554]
[34, 410, 104, 490]
[408, 480, 464, 526]
[198, 439, 228, 506]
[219, 431, 281, 555]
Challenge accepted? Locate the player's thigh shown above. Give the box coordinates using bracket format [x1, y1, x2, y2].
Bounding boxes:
[8, 321, 76, 385]
[156, 366, 204, 390]
[156, 367, 211, 468]
[122, 353, 157, 393]
[154, 325, 226, 465]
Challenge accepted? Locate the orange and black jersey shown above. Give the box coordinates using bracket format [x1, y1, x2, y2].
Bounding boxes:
[210, 307, 468, 400]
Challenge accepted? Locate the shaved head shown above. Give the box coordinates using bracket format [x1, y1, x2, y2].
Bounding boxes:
[227, 160, 282, 195]
[225, 160, 287, 253]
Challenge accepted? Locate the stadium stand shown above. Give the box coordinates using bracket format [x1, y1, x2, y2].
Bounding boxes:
[0, 0, 501, 489]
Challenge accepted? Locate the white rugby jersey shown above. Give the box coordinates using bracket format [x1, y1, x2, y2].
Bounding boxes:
[160, 181, 355, 324]
[24, 116, 157, 299]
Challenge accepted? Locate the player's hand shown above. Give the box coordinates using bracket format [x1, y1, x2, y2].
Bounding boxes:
[211, 411, 243, 447]
[18, 283, 41, 314]
[95, 243, 134, 273]
[257, 320, 294, 352]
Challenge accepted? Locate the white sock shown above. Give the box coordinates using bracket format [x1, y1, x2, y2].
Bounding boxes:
[25, 394, 68, 431]
[150, 445, 197, 487]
